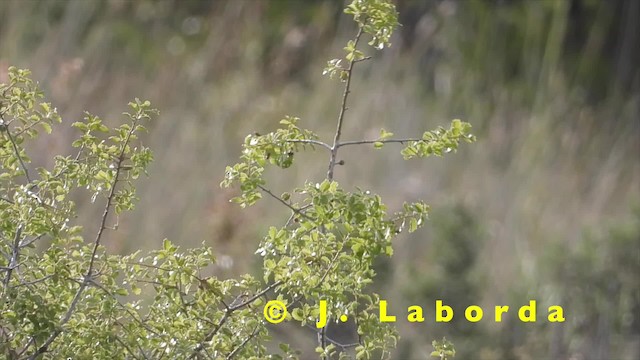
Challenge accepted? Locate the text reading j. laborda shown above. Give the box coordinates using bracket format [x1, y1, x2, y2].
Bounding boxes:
[263, 299, 565, 327]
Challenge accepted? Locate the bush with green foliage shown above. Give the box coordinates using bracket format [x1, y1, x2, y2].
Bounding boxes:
[535, 205, 640, 359]
[0, 1, 475, 358]
[401, 205, 486, 359]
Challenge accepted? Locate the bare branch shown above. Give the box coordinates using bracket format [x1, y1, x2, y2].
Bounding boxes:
[13, 118, 46, 137]
[316, 244, 342, 289]
[226, 325, 260, 360]
[285, 139, 332, 151]
[337, 138, 422, 148]
[88, 279, 163, 338]
[189, 311, 230, 359]
[189, 280, 283, 359]
[319, 326, 327, 354]
[19, 234, 45, 249]
[16, 337, 35, 358]
[2, 225, 23, 296]
[114, 335, 143, 360]
[285, 204, 312, 227]
[257, 185, 313, 221]
[319, 23, 366, 355]
[229, 280, 283, 311]
[12, 274, 53, 288]
[305, 324, 359, 351]
[354, 56, 372, 63]
[0, 115, 32, 182]
[326, 26, 365, 181]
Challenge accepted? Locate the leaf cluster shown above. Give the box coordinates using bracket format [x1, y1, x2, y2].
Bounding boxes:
[431, 337, 456, 360]
[345, 0, 399, 50]
[221, 116, 318, 207]
[400, 119, 476, 159]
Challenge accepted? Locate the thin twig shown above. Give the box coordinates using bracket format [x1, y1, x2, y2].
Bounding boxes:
[14, 118, 46, 137]
[27, 116, 139, 359]
[2, 225, 22, 297]
[320, 25, 366, 355]
[88, 279, 163, 338]
[131, 337, 151, 360]
[114, 334, 143, 360]
[230, 280, 283, 312]
[285, 139, 332, 151]
[319, 326, 327, 353]
[354, 56, 372, 63]
[188, 280, 283, 359]
[226, 325, 260, 360]
[16, 337, 35, 358]
[25, 145, 85, 200]
[257, 185, 313, 221]
[326, 26, 365, 181]
[284, 238, 344, 350]
[106, 259, 176, 273]
[12, 274, 53, 288]
[190, 311, 230, 359]
[285, 203, 313, 227]
[0, 115, 32, 182]
[305, 324, 359, 350]
[19, 234, 45, 249]
[316, 244, 342, 289]
[337, 138, 422, 148]
[285, 211, 296, 227]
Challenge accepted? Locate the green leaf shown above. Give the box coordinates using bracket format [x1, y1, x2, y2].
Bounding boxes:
[41, 122, 52, 134]
[72, 122, 88, 131]
[291, 308, 304, 321]
[115, 288, 128, 296]
[379, 128, 393, 139]
[131, 285, 142, 295]
[319, 180, 330, 192]
[409, 218, 418, 232]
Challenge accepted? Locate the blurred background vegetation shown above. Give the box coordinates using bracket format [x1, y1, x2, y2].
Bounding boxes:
[1, 0, 638, 359]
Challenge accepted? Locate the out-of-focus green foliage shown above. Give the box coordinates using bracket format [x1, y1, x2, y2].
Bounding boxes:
[535, 205, 640, 359]
[400, 205, 485, 359]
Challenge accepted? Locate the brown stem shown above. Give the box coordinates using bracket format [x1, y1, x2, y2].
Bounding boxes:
[326, 26, 364, 181]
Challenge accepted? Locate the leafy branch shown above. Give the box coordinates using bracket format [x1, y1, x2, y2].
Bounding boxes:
[219, 1, 474, 358]
[327, 26, 364, 181]
[28, 100, 155, 359]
